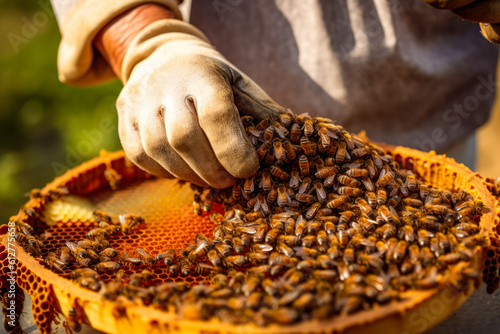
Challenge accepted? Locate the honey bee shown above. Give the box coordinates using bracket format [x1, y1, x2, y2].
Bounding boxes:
[45, 252, 66, 272]
[274, 241, 293, 257]
[415, 267, 439, 289]
[462, 233, 490, 248]
[214, 242, 232, 258]
[77, 238, 98, 250]
[15, 233, 42, 256]
[355, 198, 373, 217]
[15, 220, 34, 235]
[233, 236, 244, 254]
[120, 251, 142, 266]
[246, 251, 269, 264]
[270, 165, 290, 180]
[93, 210, 111, 224]
[302, 117, 314, 138]
[243, 176, 256, 196]
[317, 127, 331, 150]
[337, 174, 356, 187]
[224, 255, 247, 267]
[256, 141, 272, 161]
[420, 247, 435, 266]
[378, 205, 394, 224]
[350, 147, 368, 159]
[169, 264, 181, 275]
[305, 202, 322, 219]
[255, 118, 270, 131]
[424, 204, 449, 215]
[274, 121, 289, 138]
[231, 183, 242, 201]
[298, 258, 319, 272]
[291, 246, 316, 259]
[157, 248, 175, 265]
[178, 257, 192, 276]
[86, 227, 107, 239]
[360, 177, 375, 192]
[23, 207, 39, 218]
[277, 184, 289, 207]
[359, 253, 384, 270]
[326, 195, 349, 209]
[279, 111, 294, 127]
[95, 261, 120, 273]
[204, 249, 221, 267]
[264, 228, 281, 244]
[67, 307, 81, 332]
[126, 269, 151, 286]
[263, 124, 275, 142]
[119, 214, 144, 235]
[393, 240, 408, 263]
[193, 193, 202, 215]
[246, 291, 264, 309]
[338, 186, 363, 197]
[376, 170, 395, 188]
[296, 154, 310, 177]
[419, 184, 430, 198]
[241, 115, 253, 127]
[66, 241, 87, 258]
[290, 123, 301, 143]
[204, 191, 216, 212]
[57, 246, 73, 265]
[300, 136, 314, 156]
[85, 249, 100, 264]
[343, 248, 355, 264]
[417, 229, 432, 247]
[136, 248, 157, 265]
[339, 263, 354, 281]
[273, 138, 286, 162]
[314, 181, 327, 202]
[335, 141, 346, 163]
[375, 223, 396, 239]
[404, 171, 417, 191]
[345, 168, 368, 178]
[71, 268, 98, 280]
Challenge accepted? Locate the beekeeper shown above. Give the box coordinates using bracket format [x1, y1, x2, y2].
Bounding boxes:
[51, 0, 499, 187]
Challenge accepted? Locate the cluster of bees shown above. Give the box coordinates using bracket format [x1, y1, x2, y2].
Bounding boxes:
[13, 112, 492, 328]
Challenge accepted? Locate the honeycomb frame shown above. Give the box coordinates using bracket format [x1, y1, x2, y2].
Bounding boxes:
[0, 146, 499, 334]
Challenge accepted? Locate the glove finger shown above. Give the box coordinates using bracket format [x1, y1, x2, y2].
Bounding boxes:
[118, 114, 176, 179]
[139, 105, 210, 187]
[424, 0, 476, 10]
[480, 22, 500, 43]
[227, 67, 285, 121]
[194, 71, 261, 179]
[161, 98, 236, 189]
[452, 0, 500, 23]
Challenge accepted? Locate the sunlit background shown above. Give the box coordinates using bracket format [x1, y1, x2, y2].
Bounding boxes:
[0, 1, 122, 223]
[1, 1, 499, 226]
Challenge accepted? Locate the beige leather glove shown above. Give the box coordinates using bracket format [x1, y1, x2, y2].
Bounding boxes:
[424, 0, 500, 43]
[117, 20, 284, 188]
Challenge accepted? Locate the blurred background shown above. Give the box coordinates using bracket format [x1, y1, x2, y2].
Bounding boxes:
[0, 1, 499, 226]
[0, 1, 122, 224]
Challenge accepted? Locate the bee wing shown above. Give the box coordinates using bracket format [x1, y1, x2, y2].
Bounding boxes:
[118, 214, 128, 226]
[66, 241, 78, 251]
[136, 248, 151, 257]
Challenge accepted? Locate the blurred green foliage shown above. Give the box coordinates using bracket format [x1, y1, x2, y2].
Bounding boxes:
[0, 1, 122, 223]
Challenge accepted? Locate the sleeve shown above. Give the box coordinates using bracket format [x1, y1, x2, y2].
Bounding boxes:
[50, 0, 183, 86]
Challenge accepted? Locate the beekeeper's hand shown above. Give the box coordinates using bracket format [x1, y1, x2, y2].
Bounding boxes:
[424, 0, 500, 43]
[53, 2, 284, 188]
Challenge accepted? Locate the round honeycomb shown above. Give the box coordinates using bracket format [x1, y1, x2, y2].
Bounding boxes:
[39, 177, 223, 286]
[1, 147, 499, 334]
